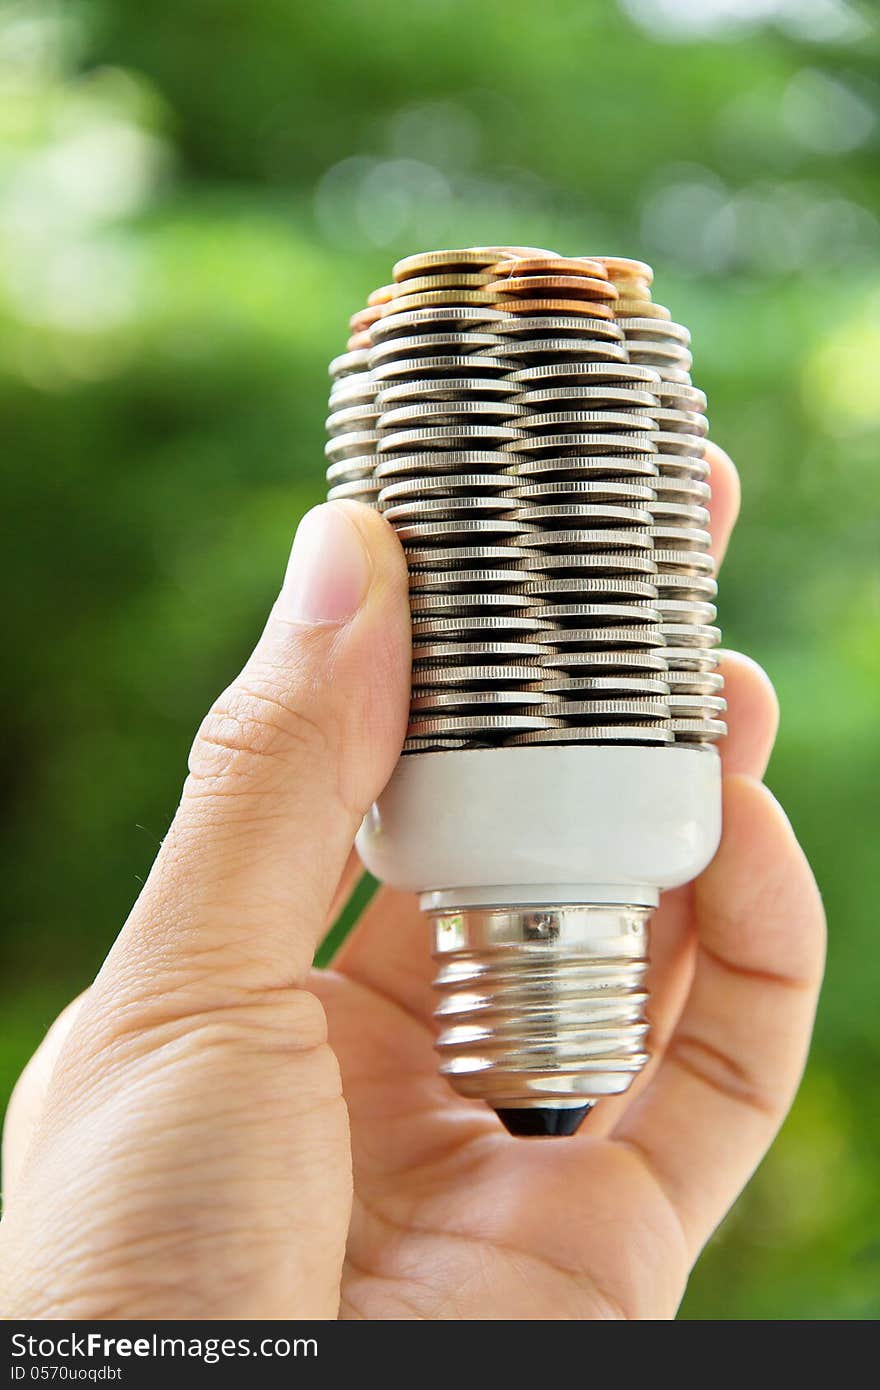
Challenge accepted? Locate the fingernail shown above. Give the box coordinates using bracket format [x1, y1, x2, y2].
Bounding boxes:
[281, 504, 372, 624]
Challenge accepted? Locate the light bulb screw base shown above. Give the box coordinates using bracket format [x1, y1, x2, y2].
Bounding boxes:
[429, 900, 653, 1134]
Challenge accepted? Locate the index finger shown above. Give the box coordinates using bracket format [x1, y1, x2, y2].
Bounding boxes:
[705, 440, 740, 569]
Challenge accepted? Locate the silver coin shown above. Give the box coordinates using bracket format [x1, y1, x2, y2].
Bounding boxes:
[371, 354, 513, 383]
[546, 698, 670, 720]
[329, 348, 370, 378]
[513, 360, 659, 386]
[618, 317, 690, 345]
[412, 664, 544, 688]
[535, 624, 664, 648]
[669, 718, 727, 741]
[380, 473, 516, 502]
[324, 429, 381, 462]
[378, 425, 522, 453]
[517, 409, 656, 433]
[522, 575, 657, 599]
[375, 450, 512, 478]
[668, 694, 727, 716]
[649, 525, 712, 550]
[493, 314, 624, 340]
[328, 373, 374, 407]
[652, 407, 709, 436]
[376, 376, 518, 405]
[393, 247, 555, 279]
[514, 385, 660, 410]
[539, 673, 670, 696]
[490, 337, 629, 363]
[538, 649, 668, 672]
[651, 430, 706, 458]
[410, 689, 552, 712]
[528, 602, 659, 624]
[409, 591, 530, 616]
[412, 640, 547, 663]
[369, 305, 506, 342]
[518, 549, 657, 574]
[395, 518, 535, 543]
[652, 475, 712, 503]
[653, 454, 711, 481]
[517, 528, 654, 552]
[513, 503, 655, 526]
[401, 737, 472, 753]
[509, 455, 659, 481]
[664, 668, 725, 693]
[657, 601, 718, 628]
[408, 713, 564, 737]
[411, 614, 547, 637]
[507, 725, 673, 745]
[379, 399, 526, 428]
[327, 478, 382, 502]
[650, 501, 711, 528]
[506, 433, 657, 456]
[654, 380, 707, 412]
[404, 544, 527, 569]
[369, 334, 505, 366]
[410, 567, 527, 592]
[626, 342, 693, 371]
[325, 456, 376, 484]
[653, 547, 715, 573]
[657, 645, 720, 672]
[383, 497, 516, 523]
[662, 623, 722, 648]
[510, 480, 656, 505]
[325, 402, 380, 435]
[654, 570, 717, 599]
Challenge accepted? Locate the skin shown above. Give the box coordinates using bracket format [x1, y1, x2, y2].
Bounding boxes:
[0, 443, 825, 1320]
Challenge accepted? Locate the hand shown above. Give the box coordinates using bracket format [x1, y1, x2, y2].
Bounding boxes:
[0, 448, 825, 1320]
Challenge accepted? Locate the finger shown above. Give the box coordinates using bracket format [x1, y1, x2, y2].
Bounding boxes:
[705, 440, 740, 569]
[99, 500, 411, 1011]
[334, 650, 780, 1030]
[1, 995, 87, 1202]
[614, 776, 826, 1256]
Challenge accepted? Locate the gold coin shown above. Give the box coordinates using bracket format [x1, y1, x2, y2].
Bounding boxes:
[614, 299, 671, 320]
[391, 272, 494, 296]
[393, 246, 557, 281]
[346, 330, 373, 350]
[500, 297, 616, 320]
[595, 256, 654, 284]
[380, 288, 499, 312]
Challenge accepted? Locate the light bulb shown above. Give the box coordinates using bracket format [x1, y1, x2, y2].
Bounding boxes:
[325, 248, 724, 1137]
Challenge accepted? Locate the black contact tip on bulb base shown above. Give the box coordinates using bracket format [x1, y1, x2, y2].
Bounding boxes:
[495, 1104, 595, 1138]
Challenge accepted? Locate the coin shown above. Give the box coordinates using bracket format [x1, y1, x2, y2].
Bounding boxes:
[489, 275, 618, 301]
[376, 376, 518, 404]
[595, 255, 653, 284]
[393, 247, 556, 280]
[391, 272, 495, 295]
[329, 348, 370, 378]
[407, 714, 564, 737]
[412, 664, 544, 688]
[507, 726, 673, 745]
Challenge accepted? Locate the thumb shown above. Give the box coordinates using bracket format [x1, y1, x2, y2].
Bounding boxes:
[111, 498, 411, 1004]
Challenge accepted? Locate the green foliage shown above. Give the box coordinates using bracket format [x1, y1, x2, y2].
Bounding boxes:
[2, 0, 878, 1319]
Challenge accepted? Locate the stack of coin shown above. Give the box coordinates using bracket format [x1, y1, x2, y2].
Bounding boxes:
[597, 257, 726, 744]
[374, 247, 563, 751]
[486, 255, 673, 746]
[324, 248, 724, 753]
[325, 343, 382, 508]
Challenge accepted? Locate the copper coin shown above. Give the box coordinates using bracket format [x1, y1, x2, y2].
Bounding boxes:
[488, 275, 618, 300]
[491, 256, 608, 280]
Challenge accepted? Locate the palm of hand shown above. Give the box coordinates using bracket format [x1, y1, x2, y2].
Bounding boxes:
[314, 957, 687, 1321]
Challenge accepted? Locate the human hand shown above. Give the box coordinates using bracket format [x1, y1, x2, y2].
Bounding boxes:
[0, 446, 825, 1320]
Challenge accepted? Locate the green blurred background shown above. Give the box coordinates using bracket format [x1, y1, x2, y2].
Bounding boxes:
[2, 0, 878, 1318]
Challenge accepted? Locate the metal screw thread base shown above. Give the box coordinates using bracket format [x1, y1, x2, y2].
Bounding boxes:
[431, 903, 652, 1115]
